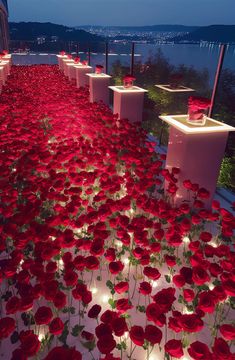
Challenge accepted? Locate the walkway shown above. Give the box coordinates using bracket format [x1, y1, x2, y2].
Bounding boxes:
[0, 65, 234, 360]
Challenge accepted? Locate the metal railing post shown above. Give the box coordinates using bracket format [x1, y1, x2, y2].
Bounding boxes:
[208, 44, 227, 118]
[130, 42, 135, 76]
[105, 42, 109, 74]
[88, 45, 91, 65]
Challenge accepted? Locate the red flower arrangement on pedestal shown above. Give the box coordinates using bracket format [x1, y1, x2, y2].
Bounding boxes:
[188, 96, 211, 125]
[95, 64, 104, 74]
[123, 74, 136, 88]
[169, 73, 183, 88]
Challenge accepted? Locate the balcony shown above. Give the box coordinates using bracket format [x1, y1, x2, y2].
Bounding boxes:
[0, 49, 234, 360]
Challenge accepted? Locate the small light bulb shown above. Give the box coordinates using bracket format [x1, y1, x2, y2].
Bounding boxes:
[38, 333, 44, 341]
[210, 241, 218, 248]
[152, 281, 158, 288]
[183, 236, 190, 244]
[208, 283, 215, 290]
[91, 287, 98, 294]
[123, 258, 129, 265]
[123, 331, 129, 340]
[58, 259, 64, 270]
[115, 241, 122, 248]
[102, 295, 109, 303]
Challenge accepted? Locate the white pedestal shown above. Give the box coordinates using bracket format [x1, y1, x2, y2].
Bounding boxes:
[109, 86, 148, 123]
[155, 84, 194, 92]
[75, 65, 92, 88]
[87, 74, 111, 105]
[63, 60, 75, 77]
[0, 66, 6, 86]
[68, 63, 82, 82]
[160, 114, 235, 208]
[57, 55, 68, 70]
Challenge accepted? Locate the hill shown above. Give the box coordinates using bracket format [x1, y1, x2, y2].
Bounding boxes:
[9, 22, 104, 51]
[173, 25, 235, 43]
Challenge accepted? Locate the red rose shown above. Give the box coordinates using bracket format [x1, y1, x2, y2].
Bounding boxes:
[173, 274, 186, 287]
[152, 287, 176, 313]
[178, 314, 204, 333]
[6, 296, 20, 314]
[49, 317, 64, 335]
[20, 330, 40, 357]
[212, 285, 227, 302]
[53, 291, 67, 309]
[222, 279, 235, 296]
[129, 326, 145, 346]
[146, 303, 166, 326]
[104, 248, 116, 262]
[85, 256, 99, 270]
[95, 323, 112, 338]
[114, 281, 129, 294]
[183, 289, 195, 302]
[109, 261, 124, 274]
[200, 231, 212, 243]
[144, 325, 162, 344]
[81, 330, 95, 341]
[34, 306, 53, 325]
[165, 255, 176, 267]
[116, 298, 132, 314]
[73, 255, 85, 271]
[192, 266, 210, 285]
[111, 317, 128, 337]
[168, 316, 182, 333]
[212, 338, 231, 360]
[82, 290, 92, 305]
[100, 310, 118, 324]
[164, 339, 183, 358]
[43, 346, 82, 360]
[188, 341, 211, 360]
[11, 349, 27, 360]
[197, 291, 216, 313]
[0, 317, 15, 339]
[219, 324, 235, 340]
[197, 188, 210, 199]
[88, 304, 102, 318]
[63, 270, 78, 287]
[97, 335, 116, 354]
[139, 281, 152, 295]
[143, 266, 161, 280]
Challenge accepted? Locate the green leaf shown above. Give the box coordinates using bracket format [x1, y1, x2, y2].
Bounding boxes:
[106, 280, 114, 290]
[10, 331, 19, 344]
[136, 305, 146, 313]
[71, 325, 85, 337]
[81, 340, 96, 351]
[58, 322, 69, 346]
[108, 298, 116, 309]
[165, 275, 171, 283]
[69, 306, 76, 314]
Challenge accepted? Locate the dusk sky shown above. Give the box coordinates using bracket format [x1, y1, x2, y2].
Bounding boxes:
[9, 0, 234, 27]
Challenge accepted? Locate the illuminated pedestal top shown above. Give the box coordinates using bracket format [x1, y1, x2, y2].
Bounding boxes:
[74, 65, 93, 69]
[62, 59, 74, 63]
[155, 84, 194, 92]
[87, 73, 111, 78]
[66, 62, 82, 67]
[109, 85, 148, 93]
[159, 114, 235, 134]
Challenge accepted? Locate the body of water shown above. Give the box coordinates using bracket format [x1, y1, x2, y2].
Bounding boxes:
[12, 43, 235, 84]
